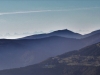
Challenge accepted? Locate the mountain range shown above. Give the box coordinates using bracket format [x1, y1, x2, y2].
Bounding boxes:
[0, 42, 100, 75]
[21, 29, 82, 39]
[0, 36, 84, 70]
[0, 29, 100, 70]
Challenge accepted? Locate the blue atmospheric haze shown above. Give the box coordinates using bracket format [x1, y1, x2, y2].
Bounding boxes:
[0, 0, 100, 39]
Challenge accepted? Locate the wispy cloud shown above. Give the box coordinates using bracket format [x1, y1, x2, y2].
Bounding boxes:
[0, 7, 100, 16]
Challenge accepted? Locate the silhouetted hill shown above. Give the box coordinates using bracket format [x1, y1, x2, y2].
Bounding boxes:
[81, 33, 100, 45]
[21, 29, 100, 47]
[21, 29, 100, 40]
[83, 29, 100, 38]
[0, 42, 100, 75]
[22, 29, 82, 39]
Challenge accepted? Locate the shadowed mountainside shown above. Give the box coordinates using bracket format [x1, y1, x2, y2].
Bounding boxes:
[0, 42, 100, 75]
[0, 29, 100, 70]
[0, 36, 84, 70]
[81, 33, 100, 45]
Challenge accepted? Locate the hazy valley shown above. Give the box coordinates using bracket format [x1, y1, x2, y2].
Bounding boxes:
[0, 29, 100, 73]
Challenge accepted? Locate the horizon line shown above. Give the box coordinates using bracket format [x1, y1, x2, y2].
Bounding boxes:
[0, 28, 100, 39]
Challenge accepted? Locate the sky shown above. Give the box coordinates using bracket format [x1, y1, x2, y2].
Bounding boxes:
[0, 0, 100, 39]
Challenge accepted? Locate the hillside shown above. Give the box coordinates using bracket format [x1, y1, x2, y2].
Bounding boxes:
[0, 42, 100, 75]
[83, 29, 100, 38]
[0, 30, 100, 70]
[81, 33, 100, 45]
[0, 36, 84, 70]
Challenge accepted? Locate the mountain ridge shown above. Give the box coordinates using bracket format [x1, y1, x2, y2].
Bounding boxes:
[19, 29, 100, 40]
[0, 42, 100, 75]
[21, 29, 82, 39]
[0, 29, 100, 70]
[0, 35, 85, 70]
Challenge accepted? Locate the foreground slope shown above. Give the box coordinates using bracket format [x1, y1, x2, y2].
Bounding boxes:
[0, 42, 100, 75]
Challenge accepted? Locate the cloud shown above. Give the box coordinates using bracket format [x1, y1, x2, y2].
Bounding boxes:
[0, 10, 52, 15]
[0, 7, 100, 16]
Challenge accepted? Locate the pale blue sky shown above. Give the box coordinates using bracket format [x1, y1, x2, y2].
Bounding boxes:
[0, 0, 100, 39]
